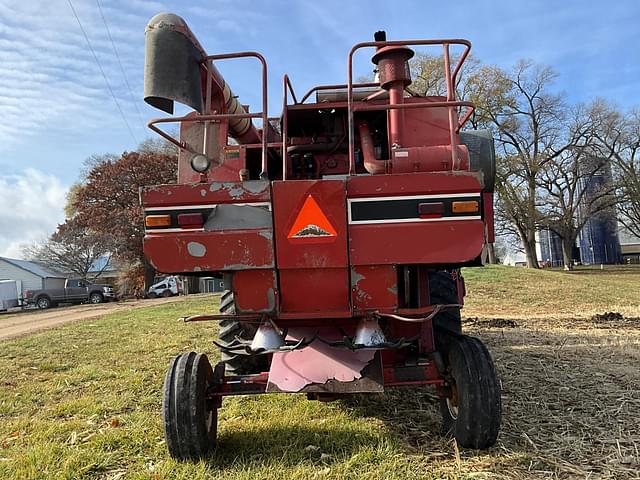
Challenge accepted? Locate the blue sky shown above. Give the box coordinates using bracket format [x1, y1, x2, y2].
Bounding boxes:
[0, 0, 638, 257]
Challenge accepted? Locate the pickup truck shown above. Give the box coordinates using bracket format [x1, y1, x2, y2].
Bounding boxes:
[24, 279, 115, 309]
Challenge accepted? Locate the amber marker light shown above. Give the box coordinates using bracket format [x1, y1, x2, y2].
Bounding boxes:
[145, 214, 172, 228]
[452, 200, 479, 214]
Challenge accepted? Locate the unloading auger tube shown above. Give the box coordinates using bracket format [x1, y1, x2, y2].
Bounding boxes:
[143, 12, 260, 145]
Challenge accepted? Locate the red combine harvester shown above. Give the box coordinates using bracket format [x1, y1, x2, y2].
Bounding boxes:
[142, 13, 501, 459]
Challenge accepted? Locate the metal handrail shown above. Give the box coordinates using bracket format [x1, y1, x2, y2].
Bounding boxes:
[300, 82, 379, 104]
[147, 51, 269, 178]
[347, 39, 473, 175]
[283, 74, 298, 105]
[281, 75, 295, 180]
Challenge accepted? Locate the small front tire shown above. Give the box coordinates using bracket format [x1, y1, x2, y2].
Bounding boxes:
[439, 334, 501, 449]
[163, 352, 218, 459]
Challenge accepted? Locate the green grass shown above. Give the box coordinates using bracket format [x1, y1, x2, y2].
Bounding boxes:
[463, 264, 640, 318]
[0, 297, 454, 480]
[1, 266, 639, 479]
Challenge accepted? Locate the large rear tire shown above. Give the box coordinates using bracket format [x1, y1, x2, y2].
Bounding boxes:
[429, 271, 462, 334]
[438, 333, 501, 449]
[163, 352, 218, 459]
[218, 290, 269, 375]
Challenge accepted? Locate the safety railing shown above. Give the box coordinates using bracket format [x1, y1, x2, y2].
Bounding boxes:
[148, 51, 269, 179]
[347, 39, 475, 175]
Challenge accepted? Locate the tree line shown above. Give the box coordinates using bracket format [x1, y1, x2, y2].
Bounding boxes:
[25, 55, 640, 286]
[25, 139, 177, 296]
[410, 54, 639, 269]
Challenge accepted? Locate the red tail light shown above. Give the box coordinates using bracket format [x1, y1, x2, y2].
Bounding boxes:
[177, 213, 204, 229]
[418, 202, 444, 219]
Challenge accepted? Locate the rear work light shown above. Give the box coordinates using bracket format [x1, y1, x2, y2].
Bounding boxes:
[145, 214, 172, 228]
[452, 200, 480, 214]
[177, 213, 204, 229]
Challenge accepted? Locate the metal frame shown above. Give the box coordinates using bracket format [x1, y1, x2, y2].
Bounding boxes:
[147, 51, 270, 178]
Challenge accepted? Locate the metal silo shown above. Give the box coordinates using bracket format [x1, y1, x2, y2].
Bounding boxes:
[577, 160, 622, 265]
[538, 228, 564, 267]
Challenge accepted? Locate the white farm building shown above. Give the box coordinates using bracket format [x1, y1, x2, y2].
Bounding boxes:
[0, 257, 66, 297]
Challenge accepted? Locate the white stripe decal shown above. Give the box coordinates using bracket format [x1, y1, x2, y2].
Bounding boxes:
[144, 202, 271, 212]
[347, 192, 480, 203]
[145, 228, 206, 234]
[349, 216, 481, 225]
[347, 193, 481, 225]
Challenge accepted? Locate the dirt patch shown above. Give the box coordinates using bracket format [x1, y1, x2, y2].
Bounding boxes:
[0, 296, 186, 341]
[584, 312, 640, 329]
[464, 317, 519, 328]
[464, 320, 640, 478]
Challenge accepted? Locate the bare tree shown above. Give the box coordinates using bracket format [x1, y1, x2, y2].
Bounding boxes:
[481, 61, 587, 268]
[536, 106, 618, 269]
[23, 218, 109, 280]
[410, 53, 512, 129]
[589, 101, 640, 238]
[410, 56, 574, 268]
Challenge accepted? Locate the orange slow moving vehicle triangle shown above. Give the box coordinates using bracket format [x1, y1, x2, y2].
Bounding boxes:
[287, 194, 338, 242]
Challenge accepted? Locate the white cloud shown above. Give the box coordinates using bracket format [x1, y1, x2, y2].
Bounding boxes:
[0, 0, 153, 150]
[0, 169, 68, 259]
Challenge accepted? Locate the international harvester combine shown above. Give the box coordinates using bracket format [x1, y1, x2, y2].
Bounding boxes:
[141, 13, 501, 459]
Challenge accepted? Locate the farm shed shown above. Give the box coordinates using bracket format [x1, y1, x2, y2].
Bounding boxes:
[0, 257, 66, 295]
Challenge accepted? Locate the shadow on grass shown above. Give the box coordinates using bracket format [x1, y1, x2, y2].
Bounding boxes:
[558, 266, 640, 275]
[339, 388, 445, 451]
[208, 424, 380, 468]
[334, 323, 640, 478]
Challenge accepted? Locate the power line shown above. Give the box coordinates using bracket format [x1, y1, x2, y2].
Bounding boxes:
[95, 0, 146, 128]
[67, 0, 138, 144]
